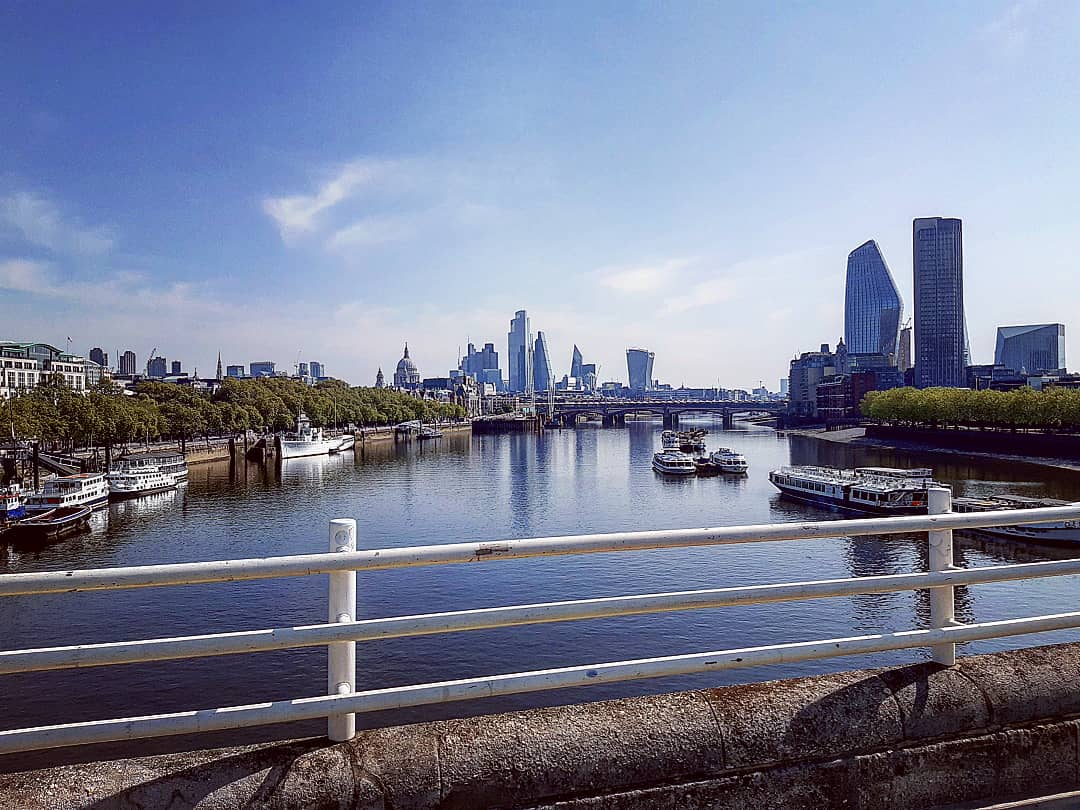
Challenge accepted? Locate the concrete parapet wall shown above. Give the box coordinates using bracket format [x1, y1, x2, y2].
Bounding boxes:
[4, 642, 1080, 809]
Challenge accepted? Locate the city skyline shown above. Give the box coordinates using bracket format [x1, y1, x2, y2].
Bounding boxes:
[2, 4, 1079, 388]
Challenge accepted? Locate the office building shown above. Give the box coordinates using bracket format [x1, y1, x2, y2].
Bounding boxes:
[89, 347, 108, 369]
[119, 350, 137, 376]
[147, 356, 168, 378]
[507, 310, 533, 394]
[626, 348, 655, 392]
[898, 323, 912, 373]
[249, 361, 275, 377]
[0, 342, 87, 397]
[297, 362, 309, 378]
[309, 361, 324, 379]
[226, 365, 245, 378]
[913, 217, 966, 388]
[393, 343, 421, 389]
[532, 332, 553, 392]
[461, 342, 500, 384]
[844, 240, 902, 358]
[788, 344, 836, 417]
[84, 359, 105, 387]
[570, 345, 583, 379]
[994, 324, 1065, 375]
[170, 360, 182, 376]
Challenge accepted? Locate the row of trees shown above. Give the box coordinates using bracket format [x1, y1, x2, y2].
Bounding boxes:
[861, 386, 1080, 431]
[4, 377, 466, 452]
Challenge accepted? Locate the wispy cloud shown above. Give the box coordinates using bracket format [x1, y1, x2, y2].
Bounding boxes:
[981, 0, 1044, 59]
[326, 215, 416, 251]
[0, 192, 114, 256]
[661, 277, 738, 315]
[592, 258, 692, 294]
[262, 158, 402, 242]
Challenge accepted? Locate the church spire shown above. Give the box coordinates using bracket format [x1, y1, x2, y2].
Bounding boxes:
[216, 351, 223, 381]
[403, 342, 409, 359]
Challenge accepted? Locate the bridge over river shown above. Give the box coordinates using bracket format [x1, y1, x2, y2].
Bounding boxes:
[546, 397, 787, 428]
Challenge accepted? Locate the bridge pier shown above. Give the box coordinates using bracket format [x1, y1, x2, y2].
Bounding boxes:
[602, 414, 615, 428]
[663, 412, 678, 429]
[722, 411, 733, 430]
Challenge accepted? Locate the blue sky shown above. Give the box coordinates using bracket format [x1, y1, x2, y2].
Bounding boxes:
[2, 1, 1078, 388]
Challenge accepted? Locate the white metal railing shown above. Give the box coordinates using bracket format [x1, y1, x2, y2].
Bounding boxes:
[3, 490, 1080, 755]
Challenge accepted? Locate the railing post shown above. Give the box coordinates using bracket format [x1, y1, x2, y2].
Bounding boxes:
[927, 486, 956, 666]
[327, 518, 357, 741]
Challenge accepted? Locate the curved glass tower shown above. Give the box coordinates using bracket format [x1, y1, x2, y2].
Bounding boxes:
[844, 240, 902, 358]
[626, 348, 654, 392]
[533, 331, 553, 392]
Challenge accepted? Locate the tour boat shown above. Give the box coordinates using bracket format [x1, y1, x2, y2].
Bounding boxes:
[661, 430, 681, 451]
[112, 451, 188, 481]
[678, 430, 707, 453]
[710, 448, 748, 474]
[768, 466, 940, 515]
[652, 451, 697, 476]
[279, 411, 340, 459]
[3, 505, 92, 542]
[106, 465, 178, 501]
[953, 495, 1080, 545]
[1, 483, 26, 521]
[24, 473, 110, 513]
[334, 434, 356, 452]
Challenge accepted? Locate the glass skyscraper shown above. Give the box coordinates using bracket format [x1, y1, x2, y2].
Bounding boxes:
[994, 324, 1066, 374]
[844, 240, 902, 358]
[570, 345, 583, 379]
[626, 348, 654, 392]
[533, 332, 553, 392]
[507, 310, 533, 394]
[913, 217, 966, 388]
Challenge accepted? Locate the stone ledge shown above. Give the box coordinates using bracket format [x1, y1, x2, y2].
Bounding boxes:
[4, 642, 1080, 809]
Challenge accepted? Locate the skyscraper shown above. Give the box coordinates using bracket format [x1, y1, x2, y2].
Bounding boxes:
[148, 356, 168, 378]
[533, 332, 553, 392]
[844, 240, 902, 358]
[309, 361, 324, 379]
[119, 350, 136, 376]
[898, 322, 913, 373]
[89, 347, 107, 369]
[570, 345, 583, 379]
[913, 217, 966, 388]
[249, 361, 275, 377]
[626, 348, 655, 392]
[507, 310, 533, 394]
[994, 324, 1066, 374]
[170, 360, 182, 375]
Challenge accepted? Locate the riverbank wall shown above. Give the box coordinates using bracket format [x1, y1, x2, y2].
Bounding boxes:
[864, 425, 1080, 461]
[5, 641, 1080, 809]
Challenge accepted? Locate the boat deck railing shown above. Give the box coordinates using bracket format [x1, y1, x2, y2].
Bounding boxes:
[3, 491, 1080, 754]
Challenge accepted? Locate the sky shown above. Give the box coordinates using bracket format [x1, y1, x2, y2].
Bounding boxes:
[2, 1, 1079, 390]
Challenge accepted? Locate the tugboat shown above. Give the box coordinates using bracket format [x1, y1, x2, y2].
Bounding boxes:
[768, 466, 940, 515]
[653, 450, 697, 476]
[1, 483, 26, 522]
[953, 495, 1080, 545]
[24, 472, 110, 513]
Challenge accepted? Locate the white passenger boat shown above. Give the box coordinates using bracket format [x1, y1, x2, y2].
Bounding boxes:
[768, 466, 940, 515]
[710, 448, 748, 473]
[107, 465, 178, 501]
[652, 451, 697, 476]
[279, 411, 340, 459]
[953, 495, 1080, 545]
[1, 483, 26, 521]
[112, 451, 188, 481]
[24, 472, 110, 513]
[661, 431, 681, 451]
[333, 434, 356, 452]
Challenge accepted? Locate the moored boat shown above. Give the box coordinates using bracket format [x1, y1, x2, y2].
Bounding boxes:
[107, 466, 178, 500]
[661, 430, 681, 451]
[768, 466, 940, 515]
[279, 411, 340, 459]
[953, 495, 1080, 545]
[3, 506, 92, 542]
[678, 430, 707, 453]
[653, 451, 697, 476]
[1, 483, 26, 522]
[710, 448, 748, 474]
[113, 451, 188, 481]
[24, 473, 110, 513]
[334, 434, 356, 452]
[694, 457, 722, 475]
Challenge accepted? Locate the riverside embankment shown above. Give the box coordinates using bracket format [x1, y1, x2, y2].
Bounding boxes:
[5, 641, 1080, 808]
[790, 425, 1080, 474]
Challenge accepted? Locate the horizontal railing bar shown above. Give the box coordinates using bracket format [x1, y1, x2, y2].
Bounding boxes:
[4, 558, 1080, 675]
[4, 610, 1080, 754]
[3, 506, 1080, 597]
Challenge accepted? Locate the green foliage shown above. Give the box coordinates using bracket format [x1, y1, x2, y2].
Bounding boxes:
[5, 378, 466, 448]
[861, 386, 1080, 431]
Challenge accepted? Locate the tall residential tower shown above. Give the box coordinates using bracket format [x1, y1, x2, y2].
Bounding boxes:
[913, 217, 966, 388]
[844, 240, 902, 358]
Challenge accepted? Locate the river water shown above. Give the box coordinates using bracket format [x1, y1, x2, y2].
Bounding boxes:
[3, 418, 1080, 769]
